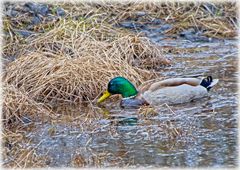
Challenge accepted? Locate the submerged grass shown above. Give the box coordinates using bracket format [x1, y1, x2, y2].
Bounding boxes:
[2, 129, 48, 168]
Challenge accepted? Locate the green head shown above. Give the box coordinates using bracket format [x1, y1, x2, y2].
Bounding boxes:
[97, 77, 138, 103]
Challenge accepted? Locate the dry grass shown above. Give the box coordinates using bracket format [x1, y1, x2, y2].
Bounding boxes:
[2, 84, 52, 129]
[3, 14, 169, 108]
[2, 9, 170, 133]
[4, 17, 169, 65]
[3, 52, 144, 105]
[159, 2, 237, 38]
[83, 1, 237, 38]
[2, 1, 237, 168]
[3, 2, 237, 58]
[2, 12, 169, 156]
[22, 19, 168, 65]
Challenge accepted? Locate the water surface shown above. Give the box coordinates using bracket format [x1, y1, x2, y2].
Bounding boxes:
[23, 22, 238, 168]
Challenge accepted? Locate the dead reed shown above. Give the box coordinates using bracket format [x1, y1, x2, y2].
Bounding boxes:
[2, 84, 52, 129]
[3, 52, 143, 104]
[2, 12, 169, 145]
[81, 1, 237, 38]
[65, 2, 237, 38]
[3, 14, 169, 107]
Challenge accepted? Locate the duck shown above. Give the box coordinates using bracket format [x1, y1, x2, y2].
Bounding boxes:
[97, 76, 218, 108]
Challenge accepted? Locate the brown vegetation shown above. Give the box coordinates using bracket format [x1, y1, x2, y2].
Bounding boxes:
[2, 1, 237, 168]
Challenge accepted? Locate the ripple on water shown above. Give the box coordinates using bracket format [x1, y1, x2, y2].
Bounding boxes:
[23, 26, 238, 167]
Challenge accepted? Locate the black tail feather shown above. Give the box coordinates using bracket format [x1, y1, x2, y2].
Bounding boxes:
[200, 76, 213, 91]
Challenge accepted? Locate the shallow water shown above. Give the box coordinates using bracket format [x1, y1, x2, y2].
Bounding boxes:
[22, 23, 238, 168]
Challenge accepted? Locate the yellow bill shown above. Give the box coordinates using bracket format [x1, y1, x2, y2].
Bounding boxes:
[97, 90, 111, 103]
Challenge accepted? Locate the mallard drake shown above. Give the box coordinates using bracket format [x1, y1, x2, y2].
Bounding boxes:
[97, 76, 218, 108]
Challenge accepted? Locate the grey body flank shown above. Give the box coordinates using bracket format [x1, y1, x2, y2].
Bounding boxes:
[142, 84, 208, 105]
